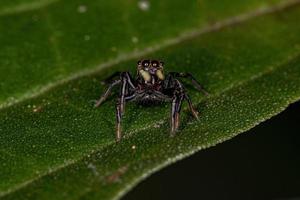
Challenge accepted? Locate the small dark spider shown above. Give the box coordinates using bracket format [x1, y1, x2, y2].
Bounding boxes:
[95, 59, 208, 142]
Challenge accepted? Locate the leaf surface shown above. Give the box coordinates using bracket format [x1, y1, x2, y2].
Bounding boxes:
[1, 0, 300, 199]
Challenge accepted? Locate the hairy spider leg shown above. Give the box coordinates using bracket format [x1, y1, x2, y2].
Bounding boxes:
[170, 79, 184, 134]
[96, 72, 136, 142]
[116, 72, 136, 142]
[170, 79, 200, 135]
[116, 102, 122, 142]
[95, 79, 121, 107]
[116, 76, 127, 142]
[170, 93, 185, 134]
[175, 94, 184, 131]
[184, 94, 199, 120]
[170, 72, 209, 96]
[120, 77, 127, 113]
[171, 97, 177, 134]
[169, 73, 201, 119]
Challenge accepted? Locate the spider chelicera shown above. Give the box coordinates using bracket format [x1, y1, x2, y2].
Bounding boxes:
[95, 59, 208, 142]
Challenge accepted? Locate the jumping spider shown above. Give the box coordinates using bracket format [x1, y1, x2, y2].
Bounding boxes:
[95, 59, 208, 142]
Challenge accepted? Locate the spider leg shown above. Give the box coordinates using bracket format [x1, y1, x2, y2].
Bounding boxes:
[123, 72, 136, 89]
[170, 78, 200, 135]
[169, 72, 209, 96]
[115, 72, 136, 142]
[163, 73, 175, 89]
[95, 72, 135, 108]
[116, 101, 123, 142]
[184, 93, 199, 120]
[116, 93, 136, 142]
[176, 79, 199, 119]
[119, 72, 136, 112]
[171, 97, 177, 134]
[175, 94, 184, 131]
[119, 76, 128, 113]
[95, 79, 121, 107]
[171, 93, 184, 135]
[124, 93, 137, 101]
[115, 76, 127, 142]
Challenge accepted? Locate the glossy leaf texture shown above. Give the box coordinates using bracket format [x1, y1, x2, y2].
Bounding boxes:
[1, 0, 300, 199]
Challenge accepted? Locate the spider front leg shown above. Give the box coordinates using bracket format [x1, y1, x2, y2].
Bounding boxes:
[116, 101, 123, 142]
[171, 94, 184, 135]
[115, 94, 136, 142]
[95, 79, 121, 107]
[115, 76, 127, 142]
[95, 72, 135, 108]
[115, 72, 136, 142]
[170, 79, 200, 135]
[170, 93, 199, 135]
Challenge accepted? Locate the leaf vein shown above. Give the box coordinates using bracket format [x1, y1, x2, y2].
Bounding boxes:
[0, 0, 60, 17]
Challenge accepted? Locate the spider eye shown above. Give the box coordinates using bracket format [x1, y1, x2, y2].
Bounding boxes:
[137, 60, 142, 65]
[151, 60, 159, 67]
[160, 61, 164, 66]
[142, 60, 150, 67]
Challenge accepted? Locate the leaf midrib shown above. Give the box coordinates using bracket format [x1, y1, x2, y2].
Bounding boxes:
[0, 0, 60, 16]
[1, 0, 299, 110]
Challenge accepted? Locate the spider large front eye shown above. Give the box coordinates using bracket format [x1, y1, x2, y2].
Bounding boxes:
[142, 60, 150, 67]
[151, 60, 159, 67]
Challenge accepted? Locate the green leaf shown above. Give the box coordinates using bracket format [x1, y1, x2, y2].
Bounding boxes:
[1, 0, 300, 199]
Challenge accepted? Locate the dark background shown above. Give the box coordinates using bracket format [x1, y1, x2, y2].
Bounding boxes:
[123, 101, 300, 200]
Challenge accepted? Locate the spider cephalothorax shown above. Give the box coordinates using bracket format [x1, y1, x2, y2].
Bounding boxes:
[95, 59, 208, 142]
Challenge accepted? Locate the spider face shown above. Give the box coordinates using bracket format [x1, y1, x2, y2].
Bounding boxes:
[137, 59, 165, 82]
